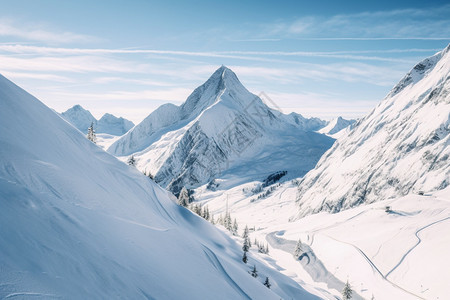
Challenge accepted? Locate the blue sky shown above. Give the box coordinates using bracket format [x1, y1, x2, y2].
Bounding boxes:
[1, 0, 449, 123]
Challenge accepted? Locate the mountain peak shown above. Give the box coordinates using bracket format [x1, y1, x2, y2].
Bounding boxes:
[208, 65, 240, 86]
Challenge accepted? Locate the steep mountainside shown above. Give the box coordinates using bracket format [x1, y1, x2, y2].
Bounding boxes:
[108, 66, 334, 194]
[61, 105, 134, 135]
[294, 45, 450, 217]
[0, 74, 319, 299]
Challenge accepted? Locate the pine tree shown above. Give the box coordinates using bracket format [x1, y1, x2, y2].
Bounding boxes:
[210, 215, 215, 225]
[265, 243, 269, 254]
[293, 238, 303, 258]
[177, 187, 190, 207]
[242, 236, 250, 252]
[263, 277, 271, 289]
[242, 251, 248, 264]
[250, 265, 258, 278]
[127, 155, 136, 166]
[232, 219, 238, 235]
[342, 280, 353, 300]
[87, 122, 96, 144]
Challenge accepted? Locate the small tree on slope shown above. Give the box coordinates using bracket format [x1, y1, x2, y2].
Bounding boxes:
[177, 187, 190, 207]
[127, 155, 136, 166]
[87, 122, 96, 144]
[264, 277, 271, 289]
[293, 238, 303, 258]
[342, 280, 353, 300]
[242, 251, 248, 264]
[250, 265, 258, 278]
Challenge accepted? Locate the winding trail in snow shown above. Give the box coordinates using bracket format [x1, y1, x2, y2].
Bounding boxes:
[266, 231, 363, 299]
[323, 234, 425, 299]
[385, 216, 450, 278]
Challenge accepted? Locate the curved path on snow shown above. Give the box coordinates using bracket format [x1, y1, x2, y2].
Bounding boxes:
[385, 216, 450, 278]
[323, 234, 425, 299]
[266, 231, 363, 300]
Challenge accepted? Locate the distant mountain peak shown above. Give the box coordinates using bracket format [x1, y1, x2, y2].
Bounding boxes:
[60, 105, 134, 136]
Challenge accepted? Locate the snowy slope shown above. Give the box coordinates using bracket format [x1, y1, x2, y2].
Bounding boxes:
[108, 66, 334, 194]
[317, 116, 355, 136]
[294, 44, 450, 217]
[193, 177, 450, 300]
[0, 74, 320, 299]
[61, 105, 134, 136]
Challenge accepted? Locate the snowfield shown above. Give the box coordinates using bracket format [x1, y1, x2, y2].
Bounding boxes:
[0, 74, 323, 299]
[194, 180, 450, 300]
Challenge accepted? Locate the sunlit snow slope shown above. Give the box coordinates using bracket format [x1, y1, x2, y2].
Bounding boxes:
[0, 74, 319, 299]
[295, 44, 450, 217]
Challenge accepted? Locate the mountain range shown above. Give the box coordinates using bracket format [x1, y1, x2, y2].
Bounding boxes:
[61, 104, 134, 136]
[107, 66, 335, 194]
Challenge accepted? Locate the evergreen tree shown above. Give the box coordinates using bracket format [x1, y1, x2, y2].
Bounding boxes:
[177, 187, 190, 207]
[242, 225, 252, 247]
[242, 236, 250, 252]
[250, 265, 258, 278]
[232, 218, 238, 235]
[342, 280, 353, 300]
[243, 225, 249, 238]
[293, 238, 303, 258]
[210, 215, 215, 225]
[127, 155, 136, 166]
[265, 243, 269, 254]
[242, 251, 248, 264]
[263, 277, 271, 289]
[87, 122, 96, 144]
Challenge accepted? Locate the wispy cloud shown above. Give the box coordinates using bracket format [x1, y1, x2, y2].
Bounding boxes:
[53, 88, 192, 102]
[259, 5, 450, 40]
[0, 44, 428, 64]
[0, 18, 98, 43]
[0, 54, 149, 73]
[1, 71, 73, 82]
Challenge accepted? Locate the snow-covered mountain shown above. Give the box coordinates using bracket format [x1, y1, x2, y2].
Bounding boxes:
[61, 104, 96, 133]
[294, 44, 450, 217]
[285, 112, 328, 132]
[318, 116, 356, 136]
[61, 105, 134, 135]
[0, 74, 321, 299]
[108, 66, 334, 194]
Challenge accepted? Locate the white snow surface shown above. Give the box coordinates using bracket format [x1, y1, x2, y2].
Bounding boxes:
[108, 66, 333, 194]
[61, 105, 134, 136]
[295, 44, 450, 217]
[194, 179, 450, 300]
[0, 74, 321, 299]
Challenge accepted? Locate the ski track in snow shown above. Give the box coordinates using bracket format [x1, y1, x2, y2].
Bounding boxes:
[201, 246, 252, 300]
[385, 216, 450, 278]
[323, 234, 426, 299]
